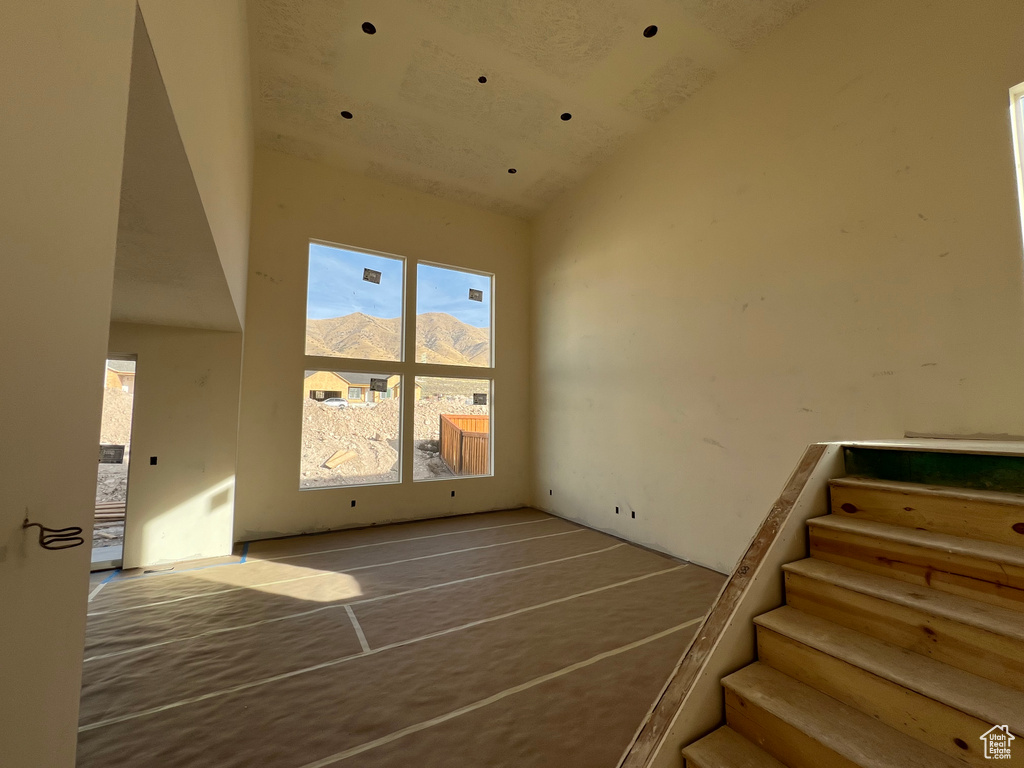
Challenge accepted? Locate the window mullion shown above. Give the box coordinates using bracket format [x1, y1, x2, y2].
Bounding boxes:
[303, 356, 414, 376]
[402, 257, 419, 484]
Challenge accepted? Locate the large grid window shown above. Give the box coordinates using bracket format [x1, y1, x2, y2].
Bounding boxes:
[302, 242, 494, 489]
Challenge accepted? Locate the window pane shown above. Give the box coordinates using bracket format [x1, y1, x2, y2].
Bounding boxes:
[306, 243, 404, 361]
[414, 377, 491, 480]
[416, 264, 491, 367]
[301, 370, 401, 488]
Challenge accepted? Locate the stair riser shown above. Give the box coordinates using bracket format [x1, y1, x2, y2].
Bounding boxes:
[784, 572, 1024, 690]
[724, 687, 862, 768]
[682, 727, 787, 768]
[809, 527, 1024, 612]
[757, 627, 1004, 765]
[682, 756, 726, 768]
[830, 485, 1024, 548]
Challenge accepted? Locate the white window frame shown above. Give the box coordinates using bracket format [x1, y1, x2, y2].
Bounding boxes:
[301, 241, 495, 489]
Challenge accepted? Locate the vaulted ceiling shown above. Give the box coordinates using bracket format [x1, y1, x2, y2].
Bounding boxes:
[249, 0, 813, 219]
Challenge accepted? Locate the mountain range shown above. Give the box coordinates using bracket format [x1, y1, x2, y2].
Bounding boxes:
[306, 312, 490, 366]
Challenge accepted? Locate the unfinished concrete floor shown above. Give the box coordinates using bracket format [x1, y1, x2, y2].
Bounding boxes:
[78, 509, 725, 767]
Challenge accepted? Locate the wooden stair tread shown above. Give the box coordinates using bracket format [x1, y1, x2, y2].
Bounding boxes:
[830, 477, 1024, 508]
[829, 477, 1024, 548]
[782, 558, 1024, 641]
[755, 605, 1024, 734]
[807, 515, 1024, 568]
[722, 662, 963, 768]
[682, 727, 786, 768]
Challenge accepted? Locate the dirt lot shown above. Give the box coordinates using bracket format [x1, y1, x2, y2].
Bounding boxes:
[92, 521, 125, 552]
[300, 397, 489, 487]
[97, 388, 133, 503]
[95, 388, 133, 552]
[96, 461, 129, 504]
[100, 388, 134, 445]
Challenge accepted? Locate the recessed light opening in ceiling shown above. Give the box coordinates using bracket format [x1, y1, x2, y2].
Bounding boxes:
[362, 22, 376, 34]
[643, 25, 658, 38]
[340, 110, 353, 119]
[478, 76, 487, 83]
[560, 113, 572, 121]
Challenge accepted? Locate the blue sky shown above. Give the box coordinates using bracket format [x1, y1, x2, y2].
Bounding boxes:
[307, 244, 403, 320]
[306, 244, 491, 328]
[417, 264, 490, 328]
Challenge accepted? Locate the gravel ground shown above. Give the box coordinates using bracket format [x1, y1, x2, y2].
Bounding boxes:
[94, 388, 133, 553]
[97, 387, 133, 504]
[94, 462, 128, 553]
[92, 521, 125, 551]
[300, 397, 489, 486]
[97, 461, 129, 504]
[100, 388, 134, 444]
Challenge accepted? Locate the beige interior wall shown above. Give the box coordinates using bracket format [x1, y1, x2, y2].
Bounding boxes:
[531, 0, 1024, 574]
[111, 6, 243, 334]
[0, 2, 136, 764]
[235, 149, 531, 539]
[0, 3, 253, 763]
[649, 444, 845, 768]
[109, 323, 242, 568]
[136, 0, 254, 324]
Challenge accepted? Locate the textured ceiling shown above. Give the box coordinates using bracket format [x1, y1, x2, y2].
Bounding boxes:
[250, 0, 813, 219]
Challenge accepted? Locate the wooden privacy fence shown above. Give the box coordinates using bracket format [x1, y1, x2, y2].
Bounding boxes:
[439, 414, 490, 476]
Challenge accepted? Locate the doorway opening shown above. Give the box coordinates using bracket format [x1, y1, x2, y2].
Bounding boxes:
[93, 356, 136, 570]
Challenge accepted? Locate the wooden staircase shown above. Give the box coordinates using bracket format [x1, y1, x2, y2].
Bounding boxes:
[682, 477, 1024, 767]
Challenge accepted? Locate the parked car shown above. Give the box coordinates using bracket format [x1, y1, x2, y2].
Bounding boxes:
[322, 398, 348, 408]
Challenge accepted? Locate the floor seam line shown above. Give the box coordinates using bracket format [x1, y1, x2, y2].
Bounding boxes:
[82, 543, 629, 663]
[77, 565, 698, 731]
[106, 517, 556, 586]
[87, 529, 585, 617]
[254, 518, 558, 564]
[345, 605, 371, 654]
[297, 617, 707, 767]
[87, 569, 121, 603]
